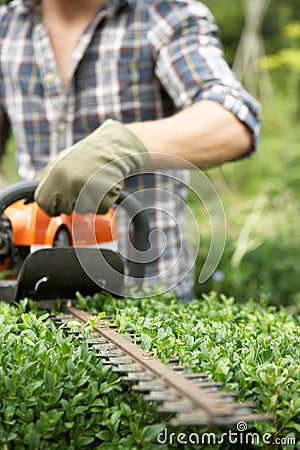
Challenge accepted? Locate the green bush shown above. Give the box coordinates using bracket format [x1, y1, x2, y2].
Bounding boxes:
[0, 300, 166, 450]
[0, 293, 299, 449]
[77, 290, 300, 449]
[194, 233, 300, 308]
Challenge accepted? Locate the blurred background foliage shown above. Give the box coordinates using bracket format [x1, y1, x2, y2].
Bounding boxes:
[0, 0, 299, 307]
[194, 0, 300, 308]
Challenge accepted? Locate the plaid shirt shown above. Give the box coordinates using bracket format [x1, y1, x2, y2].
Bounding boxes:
[0, 0, 261, 298]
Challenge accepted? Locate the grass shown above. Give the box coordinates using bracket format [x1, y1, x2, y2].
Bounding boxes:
[1, 138, 19, 184]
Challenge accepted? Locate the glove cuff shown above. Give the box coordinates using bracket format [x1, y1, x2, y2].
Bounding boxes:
[90, 119, 149, 172]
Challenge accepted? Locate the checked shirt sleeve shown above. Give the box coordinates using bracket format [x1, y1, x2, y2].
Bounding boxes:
[147, 0, 262, 151]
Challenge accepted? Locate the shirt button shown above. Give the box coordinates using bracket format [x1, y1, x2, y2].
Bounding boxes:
[58, 122, 66, 132]
[35, 23, 43, 32]
[44, 73, 55, 83]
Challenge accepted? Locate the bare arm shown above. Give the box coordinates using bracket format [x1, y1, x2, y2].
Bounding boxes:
[126, 100, 253, 170]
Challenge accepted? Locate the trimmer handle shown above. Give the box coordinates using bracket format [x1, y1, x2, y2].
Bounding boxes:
[0, 180, 37, 213]
[0, 181, 150, 281]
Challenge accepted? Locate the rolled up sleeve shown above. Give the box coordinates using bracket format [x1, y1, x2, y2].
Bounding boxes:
[148, 0, 261, 150]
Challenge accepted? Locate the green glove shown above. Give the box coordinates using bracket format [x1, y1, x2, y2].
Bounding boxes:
[34, 119, 148, 216]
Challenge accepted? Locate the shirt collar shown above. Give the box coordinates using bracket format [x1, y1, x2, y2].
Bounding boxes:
[102, 0, 129, 17]
[20, 0, 128, 24]
[21, 0, 128, 14]
[115, 0, 129, 14]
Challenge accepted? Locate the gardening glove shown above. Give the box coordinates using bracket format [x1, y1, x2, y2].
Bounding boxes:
[34, 119, 148, 216]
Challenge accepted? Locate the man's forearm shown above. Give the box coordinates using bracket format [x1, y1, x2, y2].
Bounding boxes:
[126, 100, 253, 169]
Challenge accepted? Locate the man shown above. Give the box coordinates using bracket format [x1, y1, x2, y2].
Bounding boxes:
[0, 0, 261, 299]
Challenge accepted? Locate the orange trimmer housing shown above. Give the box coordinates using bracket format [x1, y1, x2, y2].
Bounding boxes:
[0, 200, 117, 275]
[0, 181, 149, 304]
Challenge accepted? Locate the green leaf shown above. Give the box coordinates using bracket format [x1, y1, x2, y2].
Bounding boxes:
[110, 410, 122, 426]
[95, 430, 112, 441]
[285, 422, 300, 433]
[76, 436, 95, 446]
[44, 370, 54, 391]
[74, 405, 88, 415]
[141, 333, 152, 351]
[120, 402, 131, 418]
[28, 430, 39, 449]
[64, 421, 75, 429]
[141, 424, 166, 443]
[90, 398, 105, 407]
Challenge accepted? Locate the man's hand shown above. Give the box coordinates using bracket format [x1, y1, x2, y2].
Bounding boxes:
[34, 119, 148, 216]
